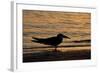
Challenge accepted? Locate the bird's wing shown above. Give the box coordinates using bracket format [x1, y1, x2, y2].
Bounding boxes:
[32, 36, 56, 41]
[32, 36, 58, 45]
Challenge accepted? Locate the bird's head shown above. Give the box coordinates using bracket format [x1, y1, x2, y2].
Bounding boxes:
[57, 33, 70, 39]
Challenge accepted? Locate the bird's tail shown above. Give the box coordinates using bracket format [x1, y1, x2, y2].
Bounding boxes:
[31, 37, 46, 44]
[31, 37, 41, 43]
[31, 38, 38, 43]
[32, 37, 40, 40]
[31, 39, 38, 42]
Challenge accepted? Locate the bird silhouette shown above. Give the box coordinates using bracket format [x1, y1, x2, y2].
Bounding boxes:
[32, 33, 70, 51]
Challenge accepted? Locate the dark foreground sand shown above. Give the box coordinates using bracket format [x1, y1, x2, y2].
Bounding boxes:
[23, 49, 91, 62]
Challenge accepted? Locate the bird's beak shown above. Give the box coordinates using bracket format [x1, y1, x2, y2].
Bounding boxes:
[63, 35, 70, 39]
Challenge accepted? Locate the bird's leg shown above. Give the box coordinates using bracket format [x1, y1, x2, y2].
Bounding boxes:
[54, 46, 57, 52]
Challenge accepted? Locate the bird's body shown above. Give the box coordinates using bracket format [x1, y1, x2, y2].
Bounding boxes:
[33, 36, 63, 46]
[32, 33, 70, 51]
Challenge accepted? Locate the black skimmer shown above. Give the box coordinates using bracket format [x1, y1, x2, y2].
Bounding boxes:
[32, 33, 70, 51]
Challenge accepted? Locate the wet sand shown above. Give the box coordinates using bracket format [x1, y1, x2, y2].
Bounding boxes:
[23, 49, 91, 62]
